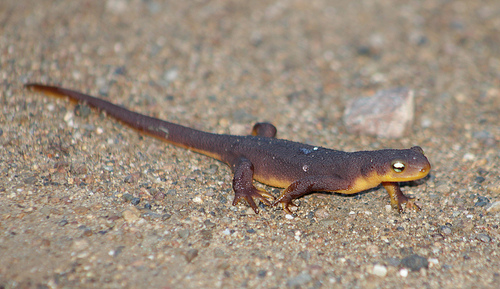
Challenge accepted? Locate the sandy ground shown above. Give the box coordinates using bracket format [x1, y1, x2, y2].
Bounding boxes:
[1, 0, 499, 288]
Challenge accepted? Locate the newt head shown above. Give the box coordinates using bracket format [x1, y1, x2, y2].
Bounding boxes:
[377, 146, 431, 182]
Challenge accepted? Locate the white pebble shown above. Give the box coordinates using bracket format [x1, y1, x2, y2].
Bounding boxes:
[462, 153, 475, 161]
[399, 268, 409, 277]
[372, 264, 388, 277]
[428, 258, 439, 267]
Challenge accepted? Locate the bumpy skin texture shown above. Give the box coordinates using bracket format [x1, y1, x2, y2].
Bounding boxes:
[25, 83, 431, 214]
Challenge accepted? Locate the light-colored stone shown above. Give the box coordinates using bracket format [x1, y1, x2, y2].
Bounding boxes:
[343, 87, 414, 138]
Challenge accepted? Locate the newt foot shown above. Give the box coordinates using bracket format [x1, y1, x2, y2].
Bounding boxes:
[232, 187, 274, 214]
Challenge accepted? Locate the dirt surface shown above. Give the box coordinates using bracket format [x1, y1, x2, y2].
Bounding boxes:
[1, 0, 499, 288]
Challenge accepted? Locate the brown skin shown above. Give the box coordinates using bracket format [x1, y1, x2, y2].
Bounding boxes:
[25, 83, 431, 214]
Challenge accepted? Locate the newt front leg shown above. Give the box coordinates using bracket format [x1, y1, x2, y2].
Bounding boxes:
[231, 157, 275, 213]
[382, 182, 421, 213]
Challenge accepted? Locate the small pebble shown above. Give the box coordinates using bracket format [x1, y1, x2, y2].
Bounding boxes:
[24, 176, 37, 185]
[477, 196, 489, 202]
[58, 219, 69, 227]
[82, 228, 93, 237]
[462, 153, 475, 161]
[178, 229, 190, 239]
[214, 248, 226, 258]
[122, 208, 140, 223]
[124, 173, 140, 184]
[203, 164, 219, 174]
[73, 206, 90, 215]
[401, 255, 428, 271]
[476, 233, 491, 243]
[141, 211, 162, 220]
[200, 229, 213, 240]
[131, 197, 141, 205]
[440, 225, 452, 235]
[74, 104, 91, 117]
[204, 219, 216, 229]
[428, 258, 439, 266]
[314, 208, 330, 218]
[122, 193, 134, 202]
[399, 268, 409, 277]
[71, 239, 90, 251]
[286, 272, 312, 287]
[185, 249, 199, 263]
[153, 191, 166, 200]
[298, 250, 311, 261]
[474, 201, 488, 207]
[40, 206, 52, 215]
[486, 201, 500, 213]
[63, 111, 74, 122]
[109, 246, 124, 257]
[40, 239, 51, 247]
[371, 264, 388, 277]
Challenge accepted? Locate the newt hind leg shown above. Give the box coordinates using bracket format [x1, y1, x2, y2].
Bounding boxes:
[251, 122, 277, 138]
[231, 157, 274, 213]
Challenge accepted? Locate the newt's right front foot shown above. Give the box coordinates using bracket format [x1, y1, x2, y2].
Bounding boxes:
[272, 196, 298, 215]
[382, 182, 421, 213]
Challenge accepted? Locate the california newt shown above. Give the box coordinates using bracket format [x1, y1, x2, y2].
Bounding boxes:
[25, 83, 431, 214]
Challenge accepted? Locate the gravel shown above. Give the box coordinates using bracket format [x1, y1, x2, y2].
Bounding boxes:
[1, 0, 499, 288]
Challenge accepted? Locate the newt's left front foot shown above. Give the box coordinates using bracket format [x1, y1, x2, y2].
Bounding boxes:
[232, 187, 274, 214]
[232, 157, 275, 213]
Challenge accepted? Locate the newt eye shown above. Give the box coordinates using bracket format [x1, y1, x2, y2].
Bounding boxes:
[392, 161, 405, 173]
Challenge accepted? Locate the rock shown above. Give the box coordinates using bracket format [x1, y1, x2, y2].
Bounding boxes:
[486, 201, 500, 213]
[343, 87, 415, 138]
[185, 249, 199, 263]
[122, 207, 141, 223]
[401, 254, 428, 271]
[371, 264, 388, 277]
[298, 250, 311, 261]
[286, 271, 312, 287]
[178, 229, 190, 239]
[476, 233, 491, 243]
[440, 225, 452, 235]
[71, 239, 90, 252]
[399, 268, 409, 277]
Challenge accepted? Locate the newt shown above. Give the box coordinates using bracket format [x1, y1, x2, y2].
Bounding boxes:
[25, 83, 431, 214]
